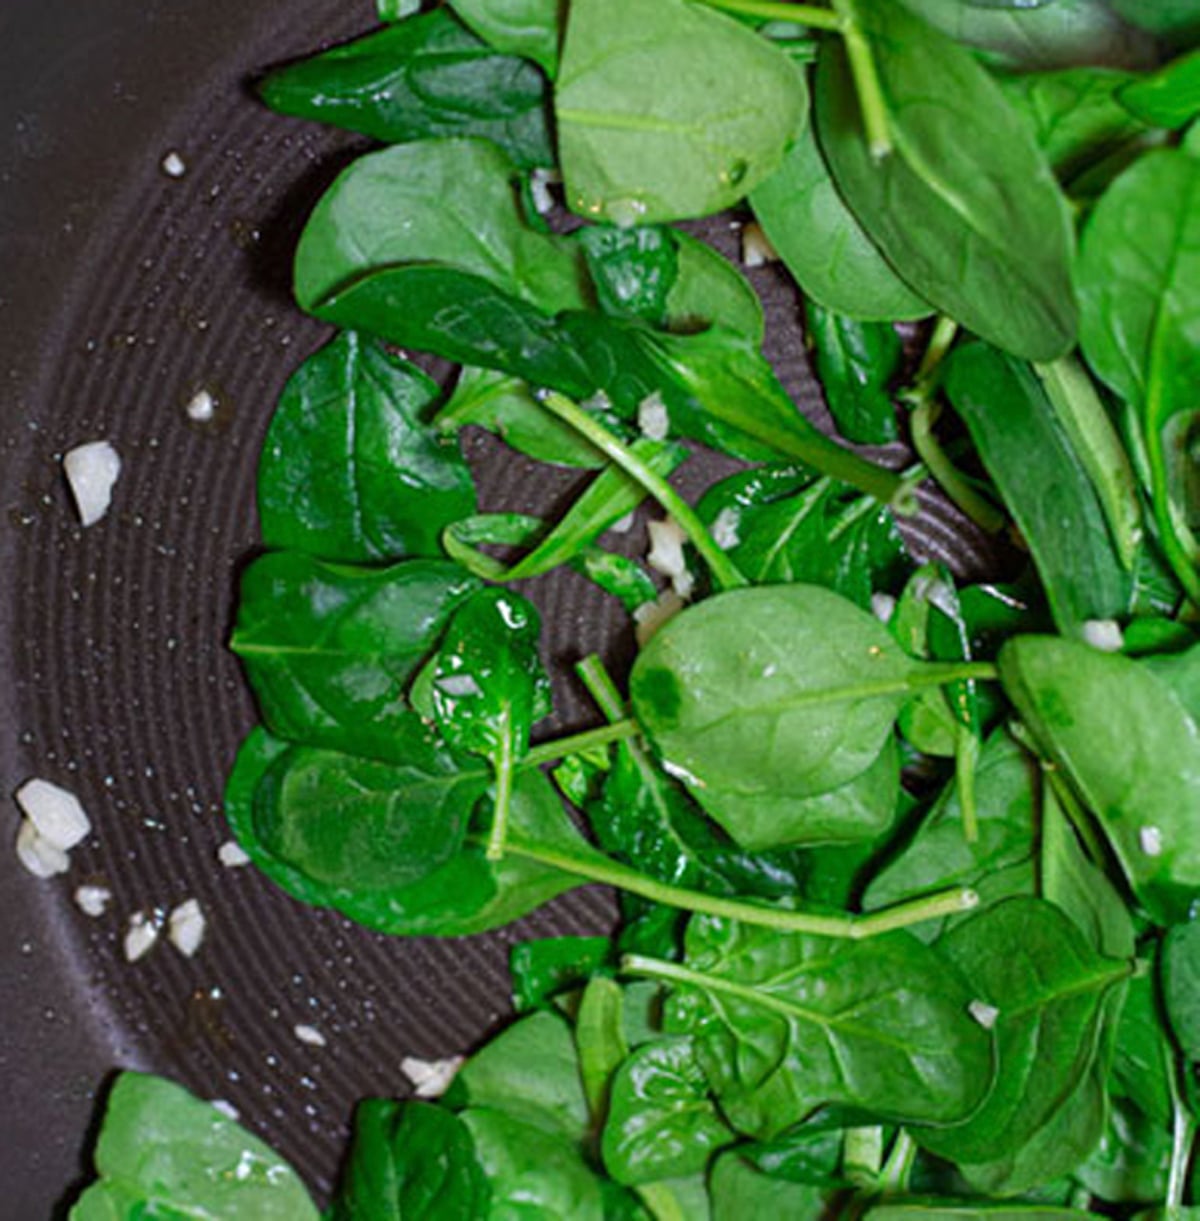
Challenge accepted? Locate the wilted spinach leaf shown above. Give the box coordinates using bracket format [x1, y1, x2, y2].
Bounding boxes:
[259, 10, 554, 167]
[257, 332, 475, 562]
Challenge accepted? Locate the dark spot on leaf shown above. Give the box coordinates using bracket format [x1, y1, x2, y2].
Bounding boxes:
[636, 667, 682, 727]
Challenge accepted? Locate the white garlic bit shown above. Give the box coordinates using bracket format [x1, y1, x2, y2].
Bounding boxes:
[293, 1024, 328, 1048]
[217, 839, 251, 868]
[63, 440, 121, 527]
[16, 778, 91, 849]
[124, 911, 161, 963]
[401, 1054, 463, 1099]
[168, 898, 207, 957]
[74, 884, 113, 917]
[15, 819, 70, 878]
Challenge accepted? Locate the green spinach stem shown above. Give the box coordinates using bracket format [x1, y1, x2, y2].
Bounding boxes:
[576, 654, 628, 724]
[537, 390, 749, 592]
[909, 397, 1007, 535]
[694, 0, 846, 32]
[504, 831, 979, 938]
[832, 0, 893, 158]
[524, 718, 640, 767]
[1168, 1067, 1197, 1209]
[955, 724, 980, 845]
[878, 1129, 917, 1193]
[485, 704, 516, 861]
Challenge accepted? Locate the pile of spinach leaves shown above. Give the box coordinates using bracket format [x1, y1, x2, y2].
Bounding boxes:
[70, 0, 1200, 1216]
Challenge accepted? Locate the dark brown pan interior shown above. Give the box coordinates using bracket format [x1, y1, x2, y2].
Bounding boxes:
[0, 2, 991, 1213]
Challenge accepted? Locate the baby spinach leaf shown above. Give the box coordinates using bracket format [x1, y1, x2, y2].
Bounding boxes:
[294, 137, 588, 314]
[708, 1150, 829, 1217]
[1120, 49, 1200, 130]
[804, 302, 900, 445]
[1163, 919, 1200, 1061]
[330, 1099, 491, 1220]
[378, 0, 420, 21]
[817, 1, 1078, 361]
[247, 733, 483, 891]
[696, 465, 907, 609]
[258, 10, 554, 168]
[896, 0, 1155, 71]
[600, 1036, 736, 1185]
[629, 585, 922, 822]
[225, 731, 583, 936]
[748, 121, 932, 323]
[996, 67, 1150, 195]
[666, 231, 765, 343]
[576, 976, 627, 1120]
[456, 1009, 590, 1141]
[1111, 973, 1174, 1128]
[555, 0, 806, 224]
[510, 936, 613, 1012]
[1040, 777, 1136, 961]
[1074, 1093, 1172, 1207]
[436, 365, 605, 469]
[70, 1073, 318, 1221]
[999, 635, 1200, 925]
[915, 898, 1130, 1169]
[448, 0, 561, 76]
[634, 1173, 710, 1220]
[231, 552, 480, 763]
[864, 729, 1039, 941]
[655, 914, 991, 1139]
[579, 225, 678, 325]
[460, 1108, 607, 1219]
[943, 343, 1131, 637]
[863, 1204, 1103, 1219]
[1077, 148, 1200, 603]
[1107, 0, 1200, 43]
[258, 331, 475, 562]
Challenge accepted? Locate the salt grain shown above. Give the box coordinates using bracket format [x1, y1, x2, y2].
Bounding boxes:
[1082, 618, 1124, 653]
[217, 839, 251, 868]
[185, 388, 216, 423]
[210, 1099, 240, 1121]
[968, 999, 1000, 1029]
[124, 911, 161, 963]
[63, 441, 121, 527]
[161, 150, 187, 178]
[1139, 825, 1164, 857]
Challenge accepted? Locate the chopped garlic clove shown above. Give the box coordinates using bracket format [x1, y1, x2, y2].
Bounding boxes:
[168, 898, 207, 957]
[74, 884, 113, 917]
[293, 1024, 328, 1048]
[16, 819, 70, 878]
[63, 441, 121, 527]
[15, 777, 91, 849]
[124, 911, 161, 962]
[401, 1054, 463, 1098]
[741, 221, 778, 268]
[217, 839, 251, 868]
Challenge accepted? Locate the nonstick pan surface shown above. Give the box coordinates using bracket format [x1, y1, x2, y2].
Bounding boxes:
[0, 3, 991, 1213]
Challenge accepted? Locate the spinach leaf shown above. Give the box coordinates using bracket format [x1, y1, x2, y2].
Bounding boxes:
[943, 343, 1131, 637]
[555, 0, 806, 224]
[914, 898, 1130, 1169]
[1040, 776, 1136, 960]
[436, 365, 606, 469]
[330, 1099, 491, 1220]
[707, 1149, 829, 1216]
[999, 635, 1200, 925]
[652, 914, 991, 1139]
[225, 731, 583, 936]
[456, 1009, 590, 1141]
[1075, 1093, 1172, 1207]
[629, 585, 932, 828]
[70, 1073, 318, 1220]
[1111, 973, 1174, 1128]
[1163, 919, 1200, 1061]
[636, 1174, 711, 1220]
[749, 120, 932, 323]
[805, 302, 901, 445]
[601, 1036, 735, 1185]
[895, 0, 1155, 71]
[816, 1, 1078, 361]
[696, 465, 906, 609]
[996, 67, 1150, 197]
[231, 552, 479, 763]
[460, 1108, 607, 1219]
[863, 729, 1039, 941]
[257, 331, 475, 562]
[294, 137, 588, 314]
[511, 936, 613, 1011]
[1107, 0, 1200, 44]
[1120, 49, 1200, 130]
[579, 224, 678, 325]
[576, 976, 627, 1120]
[666, 232, 765, 343]
[1077, 148, 1200, 604]
[448, 0, 561, 76]
[259, 10, 554, 168]
[863, 1204, 1103, 1219]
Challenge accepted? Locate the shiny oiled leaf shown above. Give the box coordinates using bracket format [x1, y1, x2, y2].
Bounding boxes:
[999, 635, 1200, 924]
[914, 898, 1130, 1168]
[555, 0, 806, 224]
[257, 332, 475, 563]
[1163, 919, 1200, 1060]
[258, 10, 553, 167]
[817, 0, 1078, 360]
[864, 1203, 1104, 1219]
[662, 916, 990, 1140]
[630, 585, 917, 820]
[448, 0, 560, 76]
[231, 552, 480, 764]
